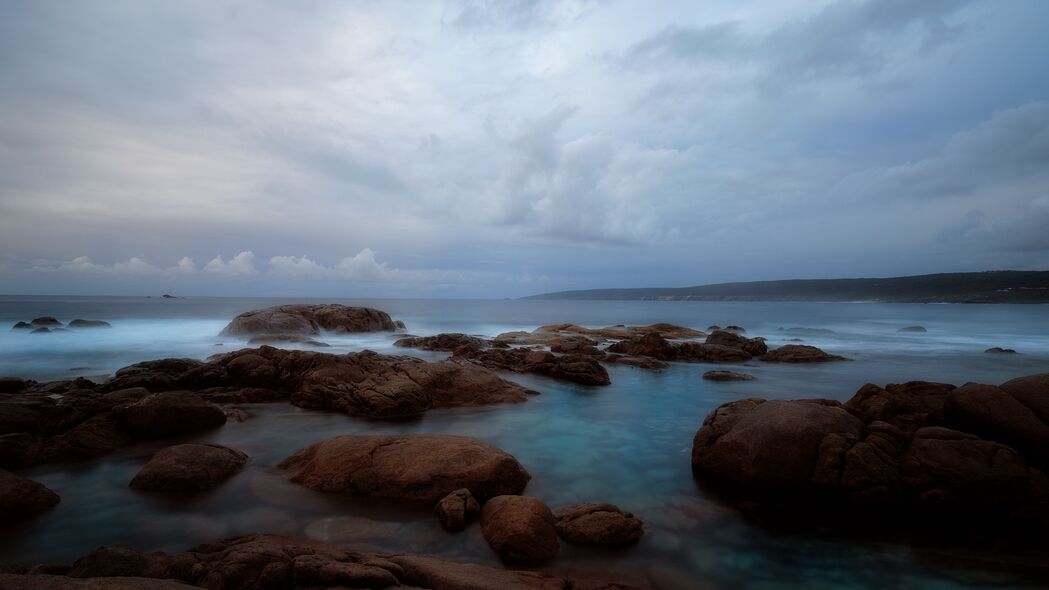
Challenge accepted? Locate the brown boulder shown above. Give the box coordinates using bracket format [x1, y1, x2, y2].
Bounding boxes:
[454, 347, 610, 386]
[1000, 373, 1049, 423]
[434, 488, 481, 531]
[607, 333, 677, 360]
[944, 383, 1049, 464]
[220, 304, 397, 336]
[279, 435, 530, 502]
[554, 503, 644, 545]
[705, 330, 768, 356]
[480, 495, 559, 565]
[602, 354, 669, 370]
[762, 344, 846, 363]
[130, 443, 248, 492]
[113, 391, 226, 438]
[0, 468, 60, 523]
[101, 358, 209, 392]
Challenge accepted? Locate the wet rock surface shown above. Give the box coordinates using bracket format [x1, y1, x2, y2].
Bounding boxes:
[761, 344, 847, 363]
[702, 370, 755, 382]
[554, 503, 644, 546]
[2, 534, 644, 590]
[692, 373, 1049, 529]
[221, 304, 399, 336]
[129, 443, 248, 493]
[279, 434, 531, 502]
[0, 468, 60, 523]
[434, 488, 480, 531]
[480, 495, 560, 565]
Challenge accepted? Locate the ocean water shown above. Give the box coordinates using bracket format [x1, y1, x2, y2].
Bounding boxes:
[1, 295, 1048, 588]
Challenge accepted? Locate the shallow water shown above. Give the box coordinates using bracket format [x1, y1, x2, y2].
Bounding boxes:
[1, 296, 1048, 588]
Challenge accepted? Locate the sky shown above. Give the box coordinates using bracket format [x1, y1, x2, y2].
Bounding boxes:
[0, 0, 1047, 298]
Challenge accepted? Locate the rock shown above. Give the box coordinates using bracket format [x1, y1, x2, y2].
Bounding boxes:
[395, 333, 489, 352]
[496, 323, 704, 347]
[130, 443, 248, 492]
[725, 325, 746, 333]
[221, 304, 397, 336]
[608, 333, 753, 363]
[101, 358, 210, 392]
[246, 334, 330, 347]
[30, 317, 63, 327]
[554, 503, 644, 545]
[30, 327, 51, 334]
[67, 319, 112, 329]
[944, 383, 1049, 464]
[435, 488, 481, 531]
[12, 533, 643, 590]
[693, 399, 864, 492]
[0, 468, 60, 523]
[779, 327, 834, 334]
[0, 574, 199, 589]
[113, 391, 226, 438]
[999, 373, 1049, 423]
[602, 354, 669, 370]
[11, 321, 32, 330]
[692, 379, 1049, 528]
[985, 347, 1018, 354]
[0, 432, 41, 468]
[705, 330, 767, 356]
[480, 495, 559, 565]
[453, 347, 610, 386]
[607, 333, 677, 360]
[702, 370, 754, 382]
[898, 325, 927, 333]
[0, 377, 29, 393]
[35, 414, 132, 464]
[279, 435, 530, 502]
[677, 342, 752, 362]
[761, 344, 847, 363]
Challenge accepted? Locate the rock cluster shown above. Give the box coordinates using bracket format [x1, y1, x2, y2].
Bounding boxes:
[10, 317, 111, 331]
[0, 347, 535, 468]
[691, 372, 1049, 528]
[220, 304, 400, 337]
[0, 533, 644, 589]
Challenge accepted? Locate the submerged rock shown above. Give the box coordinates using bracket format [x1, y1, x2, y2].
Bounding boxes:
[435, 488, 481, 531]
[898, 325, 927, 333]
[702, 370, 755, 382]
[221, 304, 398, 336]
[480, 495, 559, 565]
[0, 468, 60, 523]
[554, 503, 644, 546]
[246, 334, 329, 347]
[761, 344, 847, 363]
[394, 333, 489, 352]
[279, 434, 531, 502]
[454, 347, 611, 386]
[705, 330, 767, 356]
[11, 321, 32, 330]
[30, 317, 62, 327]
[985, 347, 1018, 354]
[30, 327, 51, 334]
[67, 319, 112, 329]
[130, 443, 247, 493]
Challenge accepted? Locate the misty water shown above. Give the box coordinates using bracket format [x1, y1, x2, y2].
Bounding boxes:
[2, 295, 1048, 589]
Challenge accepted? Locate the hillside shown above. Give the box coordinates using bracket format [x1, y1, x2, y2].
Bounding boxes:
[523, 271, 1049, 303]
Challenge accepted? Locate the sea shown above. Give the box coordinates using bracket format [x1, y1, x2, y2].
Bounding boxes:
[1, 295, 1048, 589]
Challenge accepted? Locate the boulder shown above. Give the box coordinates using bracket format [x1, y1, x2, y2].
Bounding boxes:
[453, 347, 610, 386]
[554, 503, 644, 545]
[999, 373, 1049, 424]
[761, 344, 846, 363]
[67, 319, 112, 329]
[480, 495, 559, 565]
[279, 435, 530, 502]
[898, 326, 927, 333]
[113, 391, 226, 438]
[220, 304, 397, 336]
[985, 347, 1018, 354]
[30, 327, 51, 334]
[130, 444, 248, 492]
[30, 317, 62, 327]
[602, 354, 669, 370]
[101, 358, 210, 392]
[702, 370, 754, 382]
[434, 488, 480, 531]
[705, 330, 768, 356]
[944, 383, 1049, 464]
[11, 321, 32, 330]
[246, 334, 329, 347]
[0, 468, 60, 523]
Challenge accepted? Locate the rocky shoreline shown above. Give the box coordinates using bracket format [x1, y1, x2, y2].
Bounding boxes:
[2, 303, 1047, 588]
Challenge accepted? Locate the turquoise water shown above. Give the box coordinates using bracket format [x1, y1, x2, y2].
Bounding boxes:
[1, 296, 1048, 588]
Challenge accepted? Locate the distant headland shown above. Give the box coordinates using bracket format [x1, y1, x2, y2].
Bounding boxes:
[523, 271, 1049, 303]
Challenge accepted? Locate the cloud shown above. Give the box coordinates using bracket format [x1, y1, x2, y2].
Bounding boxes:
[203, 252, 257, 276]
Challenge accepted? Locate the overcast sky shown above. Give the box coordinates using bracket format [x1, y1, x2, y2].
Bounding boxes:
[1, 0, 1047, 297]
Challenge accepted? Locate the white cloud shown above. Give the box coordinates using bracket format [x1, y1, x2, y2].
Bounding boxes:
[203, 251, 257, 276]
